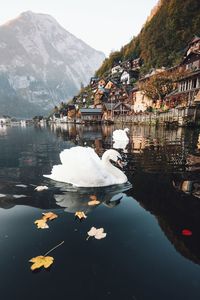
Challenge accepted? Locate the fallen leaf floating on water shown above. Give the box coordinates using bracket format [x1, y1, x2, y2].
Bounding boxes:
[34, 219, 49, 229]
[34, 185, 48, 192]
[182, 229, 192, 236]
[42, 212, 58, 221]
[29, 256, 54, 271]
[75, 211, 87, 220]
[87, 227, 107, 240]
[34, 212, 58, 229]
[29, 241, 64, 271]
[88, 195, 100, 206]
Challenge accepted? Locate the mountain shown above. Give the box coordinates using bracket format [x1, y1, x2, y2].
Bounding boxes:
[96, 0, 200, 77]
[0, 11, 105, 117]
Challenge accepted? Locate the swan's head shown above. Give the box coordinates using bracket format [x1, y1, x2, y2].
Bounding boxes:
[102, 149, 124, 168]
[124, 128, 129, 133]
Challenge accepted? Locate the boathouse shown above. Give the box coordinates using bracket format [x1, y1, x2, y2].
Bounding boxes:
[79, 108, 103, 123]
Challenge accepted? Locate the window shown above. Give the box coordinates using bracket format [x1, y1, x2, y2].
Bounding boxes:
[192, 78, 197, 89]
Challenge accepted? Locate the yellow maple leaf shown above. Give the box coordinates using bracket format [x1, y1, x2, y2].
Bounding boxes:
[29, 256, 54, 270]
[34, 219, 49, 229]
[75, 211, 87, 219]
[42, 212, 58, 221]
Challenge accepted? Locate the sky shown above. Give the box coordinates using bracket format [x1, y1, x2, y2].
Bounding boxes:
[0, 0, 158, 56]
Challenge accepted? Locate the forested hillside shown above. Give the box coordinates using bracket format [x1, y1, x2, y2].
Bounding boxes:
[96, 0, 200, 77]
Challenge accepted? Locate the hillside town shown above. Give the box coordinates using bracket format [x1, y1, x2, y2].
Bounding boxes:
[1, 36, 199, 128]
[49, 36, 200, 127]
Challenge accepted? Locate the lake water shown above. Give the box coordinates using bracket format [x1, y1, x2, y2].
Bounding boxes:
[0, 123, 200, 300]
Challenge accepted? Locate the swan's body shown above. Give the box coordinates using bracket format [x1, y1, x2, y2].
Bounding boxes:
[112, 128, 129, 142]
[44, 146, 127, 187]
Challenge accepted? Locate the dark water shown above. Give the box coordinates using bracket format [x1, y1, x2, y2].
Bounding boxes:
[0, 123, 200, 300]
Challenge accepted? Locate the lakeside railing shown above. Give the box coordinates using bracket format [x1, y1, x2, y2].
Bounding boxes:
[113, 106, 198, 126]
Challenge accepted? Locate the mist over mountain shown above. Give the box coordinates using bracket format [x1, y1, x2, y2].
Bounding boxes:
[0, 11, 105, 117]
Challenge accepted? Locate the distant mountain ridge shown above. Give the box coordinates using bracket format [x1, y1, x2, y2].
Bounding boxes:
[0, 11, 105, 117]
[96, 0, 200, 77]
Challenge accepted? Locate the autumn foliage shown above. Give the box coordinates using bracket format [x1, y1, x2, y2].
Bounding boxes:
[139, 69, 188, 101]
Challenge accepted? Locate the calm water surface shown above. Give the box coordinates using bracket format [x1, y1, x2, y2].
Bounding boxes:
[0, 124, 200, 300]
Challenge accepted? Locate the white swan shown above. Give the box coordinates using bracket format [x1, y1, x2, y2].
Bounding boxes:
[44, 146, 127, 187]
[112, 128, 129, 142]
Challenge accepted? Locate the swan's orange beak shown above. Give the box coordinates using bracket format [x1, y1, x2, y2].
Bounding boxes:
[117, 158, 124, 168]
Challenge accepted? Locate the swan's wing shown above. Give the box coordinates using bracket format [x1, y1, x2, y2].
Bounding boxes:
[46, 147, 111, 187]
[60, 146, 101, 166]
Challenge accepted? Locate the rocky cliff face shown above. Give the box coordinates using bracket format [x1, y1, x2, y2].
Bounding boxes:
[0, 11, 105, 117]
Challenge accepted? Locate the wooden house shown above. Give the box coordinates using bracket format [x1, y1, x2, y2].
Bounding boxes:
[105, 81, 115, 90]
[131, 58, 141, 70]
[185, 36, 200, 57]
[90, 77, 99, 86]
[103, 103, 116, 121]
[79, 108, 103, 123]
[103, 102, 131, 121]
[120, 58, 141, 71]
[98, 79, 106, 88]
[120, 60, 132, 70]
[113, 102, 131, 115]
[169, 37, 200, 107]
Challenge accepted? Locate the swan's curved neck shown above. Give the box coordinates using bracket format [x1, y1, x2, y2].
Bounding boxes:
[101, 152, 127, 183]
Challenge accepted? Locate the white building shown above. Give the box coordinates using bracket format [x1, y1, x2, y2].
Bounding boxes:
[121, 71, 130, 84]
[0, 115, 11, 125]
[111, 65, 123, 75]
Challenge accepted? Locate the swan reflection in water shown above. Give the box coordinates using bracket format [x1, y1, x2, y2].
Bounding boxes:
[53, 181, 133, 214]
[0, 180, 132, 212]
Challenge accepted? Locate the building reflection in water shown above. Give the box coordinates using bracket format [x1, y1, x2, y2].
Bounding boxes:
[0, 125, 7, 137]
[173, 179, 200, 198]
[1, 124, 200, 266]
[48, 123, 200, 175]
